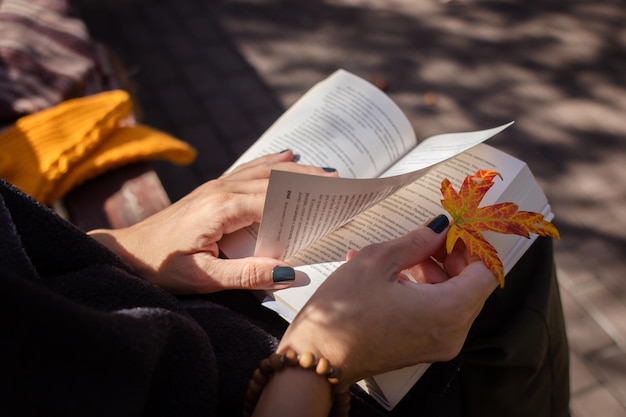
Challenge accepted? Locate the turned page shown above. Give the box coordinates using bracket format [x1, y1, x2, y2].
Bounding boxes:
[225, 69, 417, 179]
[380, 122, 513, 177]
[249, 124, 513, 261]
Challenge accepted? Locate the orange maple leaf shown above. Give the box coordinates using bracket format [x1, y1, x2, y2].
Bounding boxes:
[441, 169, 560, 287]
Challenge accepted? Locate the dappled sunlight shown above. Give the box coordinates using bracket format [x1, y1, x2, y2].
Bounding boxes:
[213, 1, 626, 298]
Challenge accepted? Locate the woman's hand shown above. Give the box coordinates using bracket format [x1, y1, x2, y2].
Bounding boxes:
[88, 150, 338, 293]
[278, 215, 498, 385]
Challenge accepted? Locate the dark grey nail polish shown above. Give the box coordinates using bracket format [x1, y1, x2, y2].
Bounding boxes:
[279, 149, 290, 153]
[322, 167, 337, 172]
[292, 154, 301, 163]
[272, 266, 295, 283]
[427, 214, 449, 234]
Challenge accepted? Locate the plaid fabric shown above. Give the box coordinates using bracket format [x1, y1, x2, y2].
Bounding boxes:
[0, 0, 108, 126]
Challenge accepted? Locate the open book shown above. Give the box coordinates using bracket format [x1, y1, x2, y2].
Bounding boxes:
[220, 69, 554, 410]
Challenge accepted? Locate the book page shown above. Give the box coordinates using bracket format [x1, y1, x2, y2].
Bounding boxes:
[359, 364, 431, 411]
[380, 122, 513, 177]
[253, 168, 431, 260]
[225, 69, 417, 179]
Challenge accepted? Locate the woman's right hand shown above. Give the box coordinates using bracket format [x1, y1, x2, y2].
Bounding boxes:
[278, 215, 498, 386]
[88, 150, 338, 294]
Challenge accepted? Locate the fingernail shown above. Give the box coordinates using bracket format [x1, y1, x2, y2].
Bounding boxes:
[322, 167, 336, 172]
[272, 266, 295, 283]
[279, 149, 290, 153]
[292, 154, 301, 163]
[427, 214, 449, 234]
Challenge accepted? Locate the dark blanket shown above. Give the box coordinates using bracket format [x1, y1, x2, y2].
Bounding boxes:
[0, 179, 281, 416]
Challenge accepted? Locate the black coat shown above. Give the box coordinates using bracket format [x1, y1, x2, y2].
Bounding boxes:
[0, 179, 282, 416]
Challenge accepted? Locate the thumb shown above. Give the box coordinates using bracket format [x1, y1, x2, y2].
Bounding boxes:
[205, 257, 296, 291]
[360, 214, 450, 274]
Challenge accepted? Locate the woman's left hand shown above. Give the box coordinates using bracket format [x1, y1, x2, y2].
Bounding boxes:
[277, 218, 498, 385]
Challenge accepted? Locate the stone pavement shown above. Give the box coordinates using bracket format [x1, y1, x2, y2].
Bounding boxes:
[76, 0, 626, 415]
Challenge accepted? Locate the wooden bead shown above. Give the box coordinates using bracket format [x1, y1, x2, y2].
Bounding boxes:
[244, 387, 258, 403]
[298, 351, 316, 369]
[268, 352, 285, 371]
[328, 376, 341, 385]
[284, 348, 298, 366]
[244, 350, 350, 417]
[252, 368, 269, 386]
[247, 378, 262, 395]
[258, 357, 272, 374]
[315, 357, 331, 375]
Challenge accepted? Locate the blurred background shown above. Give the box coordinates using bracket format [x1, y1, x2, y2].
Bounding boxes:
[76, 1, 626, 415]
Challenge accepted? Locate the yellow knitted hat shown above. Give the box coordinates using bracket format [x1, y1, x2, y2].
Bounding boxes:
[0, 90, 196, 204]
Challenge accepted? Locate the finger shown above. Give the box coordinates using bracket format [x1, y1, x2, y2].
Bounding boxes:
[209, 192, 267, 235]
[440, 260, 498, 308]
[345, 249, 358, 261]
[198, 256, 296, 291]
[225, 162, 339, 183]
[442, 239, 482, 277]
[403, 258, 450, 284]
[356, 215, 449, 276]
[222, 150, 295, 178]
[206, 177, 270, 196]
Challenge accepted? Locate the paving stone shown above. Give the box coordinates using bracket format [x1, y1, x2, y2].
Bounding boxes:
[560, 287, 614, 356]
[153, 85, 206, 125]
[181, 62, 222, 97]
[175, 122, 233, 180]
[143, 4, 180, 33]
[185, 16, 224, 44]
[252, 109, 286, 134]
[571, 385, 626, 417]
[133, 52, 181, 85]
[152, 160, 201, 203]
[202, 96, 257, 147]
[202, 45, 250, 76]
[575, 281, 626, 349]
[588, 346, 626, 409]
[224, 76, 283, 115]
[556, 254, 597, 290]
[569, 351, 599, 395]
[161, 33, 203, 62]
[117, 20, 155, 51]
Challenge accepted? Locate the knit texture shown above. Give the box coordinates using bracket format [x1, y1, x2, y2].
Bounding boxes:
[0, 90, 196, 204]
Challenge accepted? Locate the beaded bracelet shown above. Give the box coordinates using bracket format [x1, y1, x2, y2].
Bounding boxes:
[242, 349, 351, 417]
